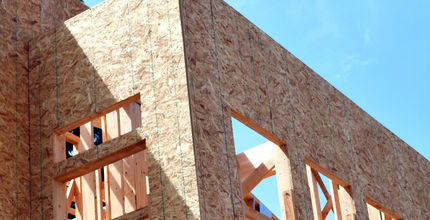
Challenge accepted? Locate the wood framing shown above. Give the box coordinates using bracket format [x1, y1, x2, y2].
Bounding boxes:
[54, 128, 146, 182]
[0, 0, 428, 219]
[112, 206, 149, 220]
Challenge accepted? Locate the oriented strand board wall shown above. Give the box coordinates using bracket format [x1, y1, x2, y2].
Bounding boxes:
[28, 0, 200, 219]
[0, 0, 86, 219]
[180, 0, 430, 219]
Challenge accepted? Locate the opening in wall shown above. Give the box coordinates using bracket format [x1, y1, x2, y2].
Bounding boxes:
[53, 94, 150, 220]
[231, 114, 282, 219]
[305, 159, 355, 220]
[366, 197, 402, 220]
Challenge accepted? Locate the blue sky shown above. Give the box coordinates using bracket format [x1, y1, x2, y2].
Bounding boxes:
[84, 0, 429, 218]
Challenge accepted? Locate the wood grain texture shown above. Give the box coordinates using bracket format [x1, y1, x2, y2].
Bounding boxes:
[55, 128, 146, 182]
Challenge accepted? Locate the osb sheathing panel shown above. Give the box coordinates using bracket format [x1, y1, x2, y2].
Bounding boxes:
[29, 0, 200, 219]
[180, 0, 429, 219]
[0, 0, 85, 218]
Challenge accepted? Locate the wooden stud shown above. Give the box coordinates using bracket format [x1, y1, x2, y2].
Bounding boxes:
[53, 134, 67, 219]
[106, 110, 125, 218]
[80, 122, 98, 219]
[321, 197, 333, 219]
[119, 105, 137, 213]
[54, 130, 146, 182]
[366, 197, 402, 220]
[367, 203, 382, 220]
[111, 206, 149, 220]
[306, 165, 323, 220]
[330, 180, 342, 220]
[101, 115, 111, 220]
[55, 94, 141, 135]
[65, 132, 81, 147]
[241, 153, 275, 196]
[338, 185, 355, 220]
[273, 145, 296, 220]
[312, 170, 330, 200]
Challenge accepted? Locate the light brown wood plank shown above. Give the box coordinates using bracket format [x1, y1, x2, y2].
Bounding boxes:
[54, 128, 146, 182]
[119, 105, 137, 213]
[330, 180, 342, 220]
[55, 94, 141, 135]
[106, 110, 125, 218]
[80, 122, 98, 219]
[112, 206, 149, 220]
[306, 165, 323, 220]
[274, 145, 296, 220]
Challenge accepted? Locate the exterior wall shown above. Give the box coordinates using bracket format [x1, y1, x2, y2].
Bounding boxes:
[28, 0, 200, 219]
[0, 0, 86, 219]
[180, 0, 430, 219]
[1, 0, 429, 219]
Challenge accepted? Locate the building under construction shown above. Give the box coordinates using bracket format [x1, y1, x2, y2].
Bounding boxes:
[0, 0, 429, 219]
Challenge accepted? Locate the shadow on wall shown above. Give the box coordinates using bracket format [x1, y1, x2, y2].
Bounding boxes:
[28, 3, 197, 219]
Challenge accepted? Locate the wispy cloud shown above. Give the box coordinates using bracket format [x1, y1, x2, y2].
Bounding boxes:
[336, 55, 372, 80]
[283, 0, 341, 44]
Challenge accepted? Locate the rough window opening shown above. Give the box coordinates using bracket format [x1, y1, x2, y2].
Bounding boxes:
[53, 94, 150, 220]
[366, 197, 402, 220]
[305, 161, 356, 220]
[232, 116, 281, 219]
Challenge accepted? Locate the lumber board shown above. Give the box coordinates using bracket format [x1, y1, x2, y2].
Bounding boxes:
[241, 152, 275, 195]
[112, 206, 149, 220]
[79, 122, 98, 219]
[55, 94, 141, 134]
[106, 110, 125, 218]
[274, 145, 296, 220]
[366, 197, 403, 220]
[306, 165, 323, 220]
[321, 197, 333, 219]
[244, 205, 272, 220]
[54, 128, 146, 182]
[330, 180, 342, 220]
[119, 105, 137, 213]
[311, 170, 330, 200]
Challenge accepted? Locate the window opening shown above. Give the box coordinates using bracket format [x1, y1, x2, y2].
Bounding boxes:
[366, 197, 402, 220]
[305, 161, 354, 220]
[53, 94, 149, 220]
[232, 117, 280, 219]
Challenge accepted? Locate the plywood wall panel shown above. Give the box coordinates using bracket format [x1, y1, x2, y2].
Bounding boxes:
[28, 0, 199, 219]
[92, 0, 133, 111]
[28, 42, 44, 219]
[181, 0, 429, 218]
[237, 15, 259, 122]
[213, 1, 246, 114]
[0, 0, 86, 218]
[249, 26, 272, 132]
[57, 12, 95, 127]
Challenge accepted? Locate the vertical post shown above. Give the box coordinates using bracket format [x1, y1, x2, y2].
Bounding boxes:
[74, 144, 83, 220]
[330, 180, 342, 220]
[119, 105, 137, 212]
[80, 122, 98, 219]
[53, 134, 67, 219]
[367, 203, 382, 220]
[274, 144, 296, 220]
[338, 185, 356, 220]
[106, 110, 124, 218]
[306, 165, 323, 220]
[101, 115, 111, 220]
